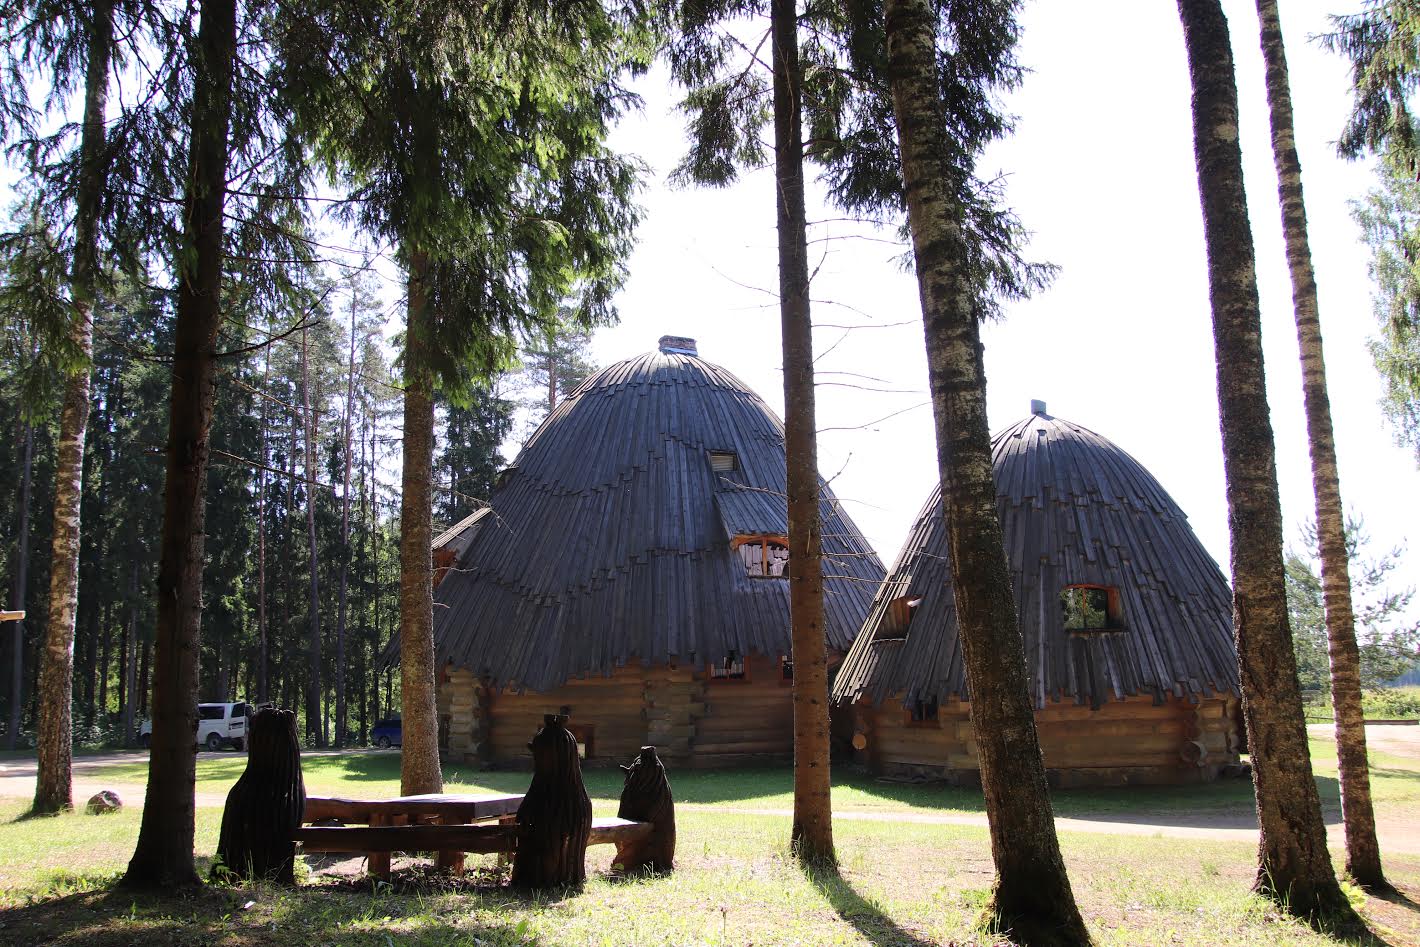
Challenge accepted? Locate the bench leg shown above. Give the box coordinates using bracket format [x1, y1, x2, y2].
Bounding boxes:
[434, 815, 465, 874]
[496, 814, 516, 869]
[367, 813, 391, 879]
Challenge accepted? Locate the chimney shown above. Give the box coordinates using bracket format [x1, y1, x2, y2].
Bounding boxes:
[658, 335, 698, 356]
[1030, 399, 1047, 416]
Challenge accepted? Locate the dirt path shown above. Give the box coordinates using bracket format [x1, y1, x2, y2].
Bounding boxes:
[0, 749, 349, 810]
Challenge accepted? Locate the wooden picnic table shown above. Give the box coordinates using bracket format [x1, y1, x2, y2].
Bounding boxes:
[299, 792, 524, 876]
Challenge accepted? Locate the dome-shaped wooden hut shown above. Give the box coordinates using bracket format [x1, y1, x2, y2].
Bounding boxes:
[832, 404, 1242, 786]
[432, 336, 885, 767]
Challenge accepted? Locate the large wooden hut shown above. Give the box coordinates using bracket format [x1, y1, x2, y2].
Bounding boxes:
[832, 403, 1242, 786]
[431, 336, 885, 767]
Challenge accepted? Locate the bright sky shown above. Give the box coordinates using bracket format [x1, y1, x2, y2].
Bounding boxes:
[594, 0, 1420, 585]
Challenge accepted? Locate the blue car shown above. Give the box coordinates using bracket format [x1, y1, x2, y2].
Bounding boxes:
[372, 718, 402, 749]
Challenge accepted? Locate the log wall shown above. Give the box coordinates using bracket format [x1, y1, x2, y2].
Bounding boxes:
[854, 692, 1241, 786]
[436, 652, 800, 768]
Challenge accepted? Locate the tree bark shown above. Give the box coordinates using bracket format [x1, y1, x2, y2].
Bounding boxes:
[399, 250, 443, 796]
[33, 0, 115, 815]
[334, 288, 357, 747]
[255, 344, 270, 704]
[1254, 0, 1387, 892]
[771, 0, 834, 867]
[123, 0, 236, 889]
[7, 420, 34, 750]
[1176, 0, 1354, 922]
[883, 0, 1090, 942]
[301, 324, 324, 747]
[120, 557, 138, 746]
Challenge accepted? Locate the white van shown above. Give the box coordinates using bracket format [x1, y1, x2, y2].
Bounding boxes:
[138, 701, 250, 752]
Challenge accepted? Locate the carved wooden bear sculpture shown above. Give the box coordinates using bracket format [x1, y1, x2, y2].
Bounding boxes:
[512, 714, 592, 888]
[614, 746, 675, 875]
[213, 707, 305, 883]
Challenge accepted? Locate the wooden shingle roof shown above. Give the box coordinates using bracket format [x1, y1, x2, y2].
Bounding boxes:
[832, 410, 1239, 710]
[431, 341, 886, 691]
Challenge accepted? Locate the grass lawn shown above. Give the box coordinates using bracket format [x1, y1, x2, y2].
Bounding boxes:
[1, 738, 1418, 946]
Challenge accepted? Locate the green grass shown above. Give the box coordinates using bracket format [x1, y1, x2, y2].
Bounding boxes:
[3, 742, 1420, 945]
[1, 803, 1415, 946]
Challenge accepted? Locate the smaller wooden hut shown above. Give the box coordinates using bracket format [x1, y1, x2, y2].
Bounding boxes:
[833, 404, 1242, 787]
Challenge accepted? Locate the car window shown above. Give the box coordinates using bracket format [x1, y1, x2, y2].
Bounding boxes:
[198, 705, 223, 720]
[232, 703, 248, 719]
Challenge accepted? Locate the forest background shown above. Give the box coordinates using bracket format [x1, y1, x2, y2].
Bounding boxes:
[0, 0, 1417, 748]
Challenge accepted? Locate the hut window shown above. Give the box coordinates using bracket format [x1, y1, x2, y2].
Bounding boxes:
[907, 697, 938, 725]
[874, 596, 921, 642]
[710, 651, 747, 681]
[737, 536, 790, 577]
[779, 654, 793, 683]
[1060, 585, 1124, 634]
[709, 450, 738, 473]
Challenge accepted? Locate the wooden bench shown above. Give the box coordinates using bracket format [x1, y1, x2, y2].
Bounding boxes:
[294, 793, 654, 879]
[217, 713, 674, 888]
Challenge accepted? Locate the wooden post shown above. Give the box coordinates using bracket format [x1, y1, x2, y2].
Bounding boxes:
[367, 812, 391, 879]
[613, 746, 675, 875]
[212, 708, 305, 884]
[511, 714, 591, 888]
[434, 811, 465, 874]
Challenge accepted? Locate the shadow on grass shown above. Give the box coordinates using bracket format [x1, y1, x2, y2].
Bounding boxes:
[0, 879, 552, 946]
[805, 864, 940, 947]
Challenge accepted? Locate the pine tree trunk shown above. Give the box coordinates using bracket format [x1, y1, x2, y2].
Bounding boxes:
[121, 557, 138, 746]
[123, 0, 236, 889]
[399, 250, 443, 796]
[770, 0, 834, 867]
[256, 345, 270, 704]
[1176, 0, 1353, 922]
[1253, 0, 1387, 892]
[99, 602, 112, 715]
[7, 421, 34, 750]
[301, 325, 324, 747]
[334, 290, 357, 748]
[33, 0, 115, 815]
[883, 0, 1089, 941]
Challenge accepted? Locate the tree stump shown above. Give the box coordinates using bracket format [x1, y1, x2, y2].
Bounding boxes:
[613, 746, 675, 875]
[213, 708, 305, 884]
[511, 714, 591, 889]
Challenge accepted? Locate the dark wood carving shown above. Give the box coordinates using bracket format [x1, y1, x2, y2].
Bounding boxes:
[511, 714, 591, 889]
[613, 745, 675, 874]
[213, 708, 306, 883]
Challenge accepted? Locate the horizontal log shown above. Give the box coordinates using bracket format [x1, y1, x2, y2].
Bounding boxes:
[294, 817, 651, 855]
[692, 739, 791, 754]
[303, 793, 523, 824]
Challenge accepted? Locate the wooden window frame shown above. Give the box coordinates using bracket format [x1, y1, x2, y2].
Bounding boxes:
[1060, 584, 1126, 635]
[874, 595, 921, 642]
[708, 449, 738, 473]
[904, 696, 939, 727]
[778, 653, 794, 687]
[732, 535, 790, 579]
[708, 650, 749, 684]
